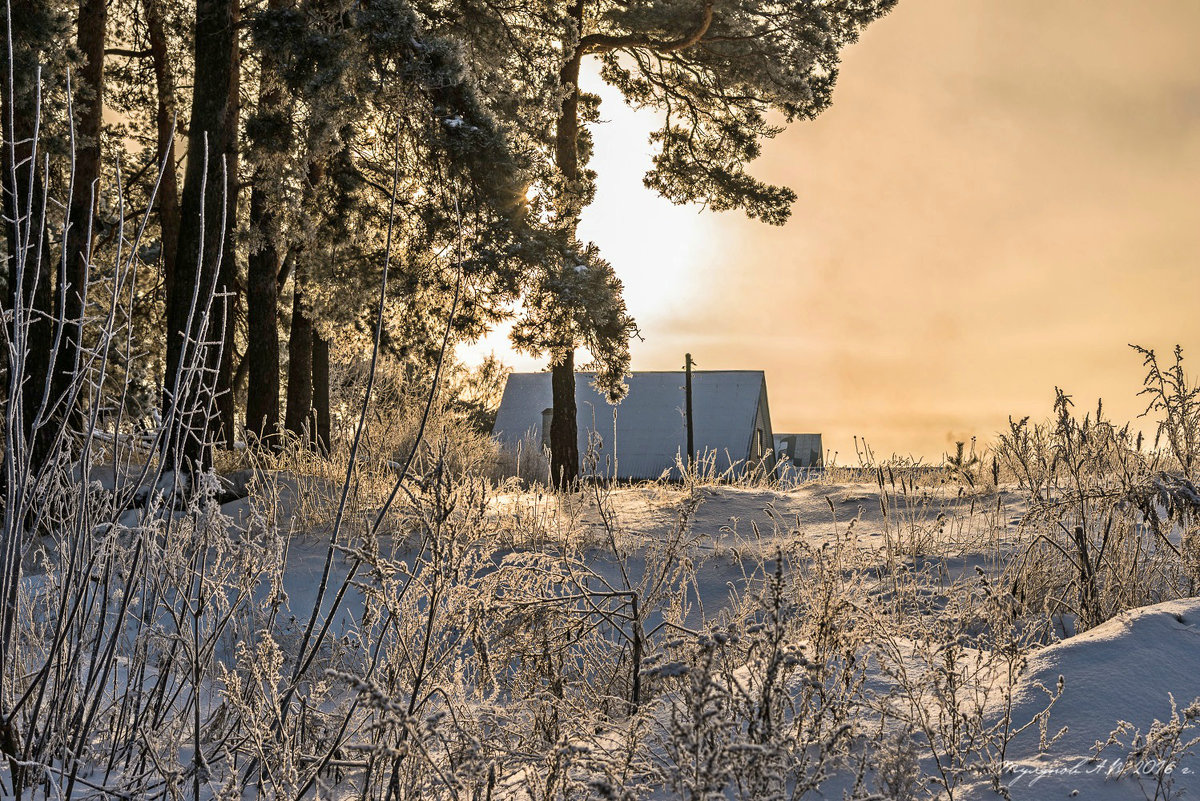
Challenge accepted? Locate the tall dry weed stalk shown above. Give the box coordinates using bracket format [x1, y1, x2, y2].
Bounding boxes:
[998, 377, 1200, 634]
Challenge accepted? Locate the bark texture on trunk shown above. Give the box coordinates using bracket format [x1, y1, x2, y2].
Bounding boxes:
[213, 9, 241, 448]
[2, 151, 55, 469]
[283, 271, 313, 443]
[548, 0, 586, 486]
[1, 0, 57, 469]
[282, 160, 326, 449]
[245, 178, 281, 445]
[162, 0, 238, 472]
[312, 331, 330, 454]
[145, 0, 180, 306]
[549, 351, 578, 486]
[56, 0, 106, 431]
[244, 0, 288, 448]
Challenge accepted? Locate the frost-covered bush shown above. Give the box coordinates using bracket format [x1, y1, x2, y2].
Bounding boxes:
[998, 384, 1200, 633]
[651, 548, 870, 801]
[861, 568, 1063, 800]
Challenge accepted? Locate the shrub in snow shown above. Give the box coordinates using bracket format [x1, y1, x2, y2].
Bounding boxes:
[999, 386, 1200, 633]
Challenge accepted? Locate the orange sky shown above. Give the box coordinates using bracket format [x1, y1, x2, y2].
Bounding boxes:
[464, 0, 1200, 461]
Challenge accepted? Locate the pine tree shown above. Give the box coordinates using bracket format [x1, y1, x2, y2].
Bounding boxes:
[2, 0, 73, 470]
[248, 0, 537, 450]
[161, 0, 239, 472]
[244, 0, 291, 447]
[55, 0, 106, 431]
[101, 0, 191, 420]
[453, 0, 896, 483]
[142, 0, 182, 301]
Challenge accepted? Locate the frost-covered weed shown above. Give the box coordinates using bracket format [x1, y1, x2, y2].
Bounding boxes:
[1094, 693, 1200, 801]
[863, 604, 1061, 800]
[998, 385, 1200, 633]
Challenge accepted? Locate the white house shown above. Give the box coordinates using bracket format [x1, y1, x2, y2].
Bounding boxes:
[492, 370, 776, 480]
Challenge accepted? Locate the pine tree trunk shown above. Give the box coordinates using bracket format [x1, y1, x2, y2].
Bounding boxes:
[213, 11, 241, 448]
[244, 2, 288, 449]
[284, 271, 313, 443]
[162, 0, 238, 473]
[145, 0, 180, 306]
[2, 164, 55, 469]
[550, 351, 578, 486]
[245, 181, 281, 446]
[55, 0, 105, 432]
[547, 0, 586, 486]
[312, 331, 331, 454]
[282, 160, 325, 448]
[1, 0, 57, 469]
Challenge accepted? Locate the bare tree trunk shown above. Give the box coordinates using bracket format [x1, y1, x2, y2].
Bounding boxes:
[245, 177, 281, 445]
[213, 7, 241, 448]
[244, 0, 289, 448]
[312, 331, 330, 454]
[162, 0, 238, 473]
[283, 269, 313, 443]
[548, 0, 586, 486]
[55, 0, 105, 433]
[2, 144, 55, 469]
[1, 0, 57, 470]
[550, 351, 578, 485]
[282, 160, 325, 448]
[145, 0, 180, 302]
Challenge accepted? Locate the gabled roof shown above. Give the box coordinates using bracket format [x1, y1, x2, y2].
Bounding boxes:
[492, 370, 771, 480]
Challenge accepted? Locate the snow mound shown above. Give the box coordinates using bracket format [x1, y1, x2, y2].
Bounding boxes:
[996, 597, 1200, 800]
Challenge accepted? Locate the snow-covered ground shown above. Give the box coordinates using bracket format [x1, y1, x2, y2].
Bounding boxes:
[16, 470, 1200, 798]
[258, 479, 1200, 798]
[994, 598, 1200, 800]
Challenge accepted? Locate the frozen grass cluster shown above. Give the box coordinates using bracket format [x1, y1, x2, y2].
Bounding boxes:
[6, 363, 1200, 799]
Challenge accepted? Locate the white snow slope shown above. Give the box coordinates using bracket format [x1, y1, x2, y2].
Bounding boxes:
[987, 598, 1200, 800]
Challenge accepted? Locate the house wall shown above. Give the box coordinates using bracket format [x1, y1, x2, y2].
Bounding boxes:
[746, 380, 776, 473]
[493, 371, 777, 481]
[775, 433, 824, 469]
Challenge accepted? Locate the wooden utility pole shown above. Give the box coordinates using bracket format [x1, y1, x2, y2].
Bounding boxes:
[685, 353, 695, 468]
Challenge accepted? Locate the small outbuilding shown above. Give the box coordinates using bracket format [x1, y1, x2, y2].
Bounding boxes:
[774, 433, 824, 471]
[492, 370, 775, 481]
